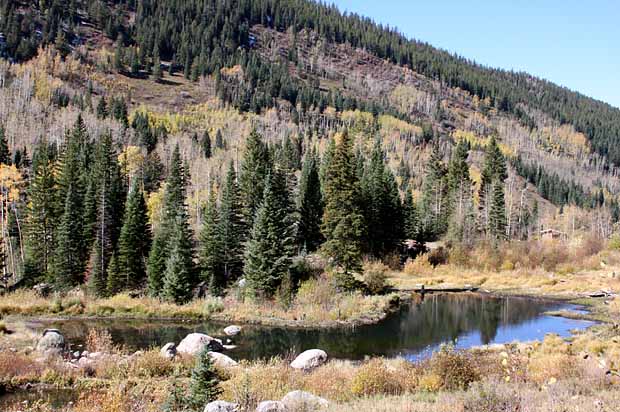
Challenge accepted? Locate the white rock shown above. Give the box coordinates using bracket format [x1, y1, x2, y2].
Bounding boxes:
[160, 342, 177, 359]
[36, 329, 65, 356]
[256, 400, 288, 412]
[290, 349, 328, 370]
[177, 333, 224, 355]
[204, 400, 238, 412]
[208, 351, 238, 368]
[281, 391, 328, 411]
[224, 325, 242, 336]
[223, 345, 237, 350]
[238, 278, 247, 288]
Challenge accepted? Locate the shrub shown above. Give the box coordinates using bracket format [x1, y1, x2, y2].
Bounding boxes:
[86, 328, 114, 353]
[431, 346, 480, 390]
[608, 234, 620, 251]
[403, 254, 433, 276]
[350, 359, 400, 397]
[128, 349, 175, 378]
[295, 275, 336, 308]
[418, 373, 442, 392]
[459, 381, 521, 412]
[362, 261, 390, 294]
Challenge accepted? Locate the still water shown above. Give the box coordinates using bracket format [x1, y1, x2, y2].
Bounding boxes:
[24, 293, 595, 361]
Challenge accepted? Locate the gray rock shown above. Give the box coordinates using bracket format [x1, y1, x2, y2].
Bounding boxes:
[238, 278, 247, 288]
[256, 400, 288, 412]
[160, 342, 177, 359]
[177, 333, 224, 355]
[290, 349, 328, 370]
[224, 325, 242, 336]
[208, 351, 238, 368]
[36, 329, 65, 356]
[281, 391, 328, 411]
[204, 400, 238, 412]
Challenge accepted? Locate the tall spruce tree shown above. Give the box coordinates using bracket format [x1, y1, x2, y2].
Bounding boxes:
[162, 210, 196, 304]
[113, 181, 151, 292]
[199, 189, 224, 294]
[321, 131, 364, 288]
[244, 171, 295, 298]
[479, 136, 508, 239]
[24, 142, 58, 283]
[147, 144, 187, 296]
[360, 139, 404, 257]
[52, 184, 84, 289]
[218, 163, 245, 282]
[297, 148, 324, 252]
[446, 140, 472, 241]
[489, 183, 508, 240]
[239, 129, 271, 229]
[87, 133, 125, 297]
[420, 142, 448, 239]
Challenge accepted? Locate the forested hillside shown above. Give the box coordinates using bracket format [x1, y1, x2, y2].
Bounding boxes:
[0, 0, 619, 296]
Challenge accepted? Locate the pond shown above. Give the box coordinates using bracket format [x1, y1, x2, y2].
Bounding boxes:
[22, 293, 595, 361]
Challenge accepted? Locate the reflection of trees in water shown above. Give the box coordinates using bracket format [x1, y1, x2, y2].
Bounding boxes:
[33, 294, 563, 360]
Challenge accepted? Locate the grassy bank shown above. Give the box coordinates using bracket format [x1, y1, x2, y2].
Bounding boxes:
[1, 322, 619, 412]
[0, 283, 398, 329]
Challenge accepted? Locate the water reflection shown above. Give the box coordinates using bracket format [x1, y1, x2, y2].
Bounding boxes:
[24, 293, 594, 360]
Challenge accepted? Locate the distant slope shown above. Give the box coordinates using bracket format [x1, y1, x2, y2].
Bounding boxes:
[3, 0, 620, 168]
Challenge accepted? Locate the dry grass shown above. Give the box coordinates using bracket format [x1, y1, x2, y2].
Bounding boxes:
[0, 279, 394, 328]
[396, 238, 620, 298]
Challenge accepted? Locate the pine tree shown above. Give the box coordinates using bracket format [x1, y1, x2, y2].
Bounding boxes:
[87, 133, 125, 297]
[479, 136, 508, 238]
[321, 131, 364, 288]
[0, 126, 10, 165]
[116, 182, 151, 292]
[420, 142, 448, 239]
[52, 184, 84, 289]
[199, 190, 224, 294]
[152, 46, 162, 81]
[239, 129, 271, 228]
[24, 142, 58, 283]
[106, 251, 123, 295]
[129, 47, 140, 76]
[188, 346, 222, 411]
[244, 171, 295, 298]
[359, 139, 404, 257]
[218, 163, 245, 282]
[147, 145, 187, 296]
[297, 148, 324, 252]
[489, 179, 507, 240]
[447, 140, 472, 241]
[96, 97, 108, 119]
[113, 36, 124, 72]
[201, 131, 212, 159]
[214, 130, 225, 150]
[403, 190, 421, 240]
[162, 210, 196, 304]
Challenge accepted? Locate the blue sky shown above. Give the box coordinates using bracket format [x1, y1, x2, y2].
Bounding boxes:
[330, 1, 620, 108]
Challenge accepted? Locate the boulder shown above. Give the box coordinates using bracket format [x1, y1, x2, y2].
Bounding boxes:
[290, 349, 327, 370]
[256, 400, 288, 412]
[36, 329, 65, 356]
[208, 351, 238, 368]
[281, 391, 328, 411]
[33, 283, 52, 297]
[177, 333, 224, 355]
[224, 325, 242, 336]
[204, 400, 238, 412]
[160, 342, 177, 359]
